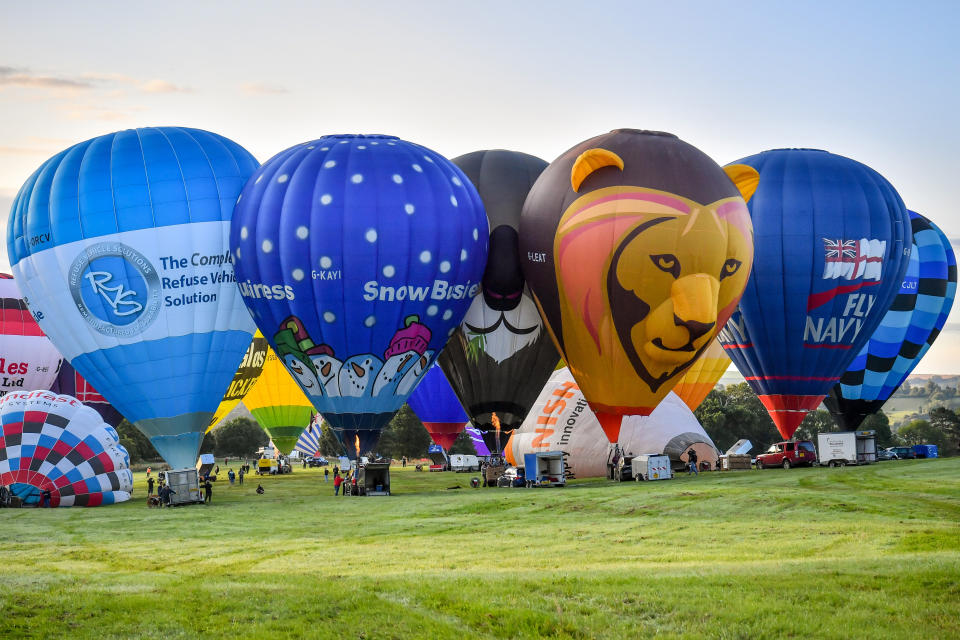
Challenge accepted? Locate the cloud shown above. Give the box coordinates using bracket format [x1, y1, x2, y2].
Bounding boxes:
[241, 82, 289, 95]
[139, 79, 192, 94]
[56, 102, 146, 122]
[0, 65, 94, 90]
[0, 146, 51, 157]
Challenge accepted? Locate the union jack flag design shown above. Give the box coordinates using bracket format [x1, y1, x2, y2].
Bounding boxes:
[822, 238, 885, 281]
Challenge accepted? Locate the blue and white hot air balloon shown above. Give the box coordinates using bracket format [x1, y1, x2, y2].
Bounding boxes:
[231, 135, 488, 457]
[7, 127, 259, 469]
[825, 211, 956, 427]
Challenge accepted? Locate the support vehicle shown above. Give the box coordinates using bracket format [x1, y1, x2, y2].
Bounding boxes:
[817, 431, 876, 467]
[523, 452, 565, 487]
[755, 440, 818, 469]
[631, 454, 672, 481]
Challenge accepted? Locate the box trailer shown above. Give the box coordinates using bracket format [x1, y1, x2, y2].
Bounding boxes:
[196, 453, 215, 479]
[356, 462, 391, 496]
[522, 452, 565, 487]
[817, 431, 876, 467]
[165, 468, 203, 505]
[631, 454, 672, 481]
[912, 444, 938, 458]
[426, 444, 449, 471]
[450, 454, 480, 472]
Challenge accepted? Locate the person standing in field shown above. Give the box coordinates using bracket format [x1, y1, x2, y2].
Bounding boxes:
[324, 468, 329, 482]
[238, 468, 244, 485]
[333, 473, 343, 496]
[228, 469, 236, 486]
[147, 476, 155, 495]
[203, 479, 213, 503]
[687, 448, 699, 475]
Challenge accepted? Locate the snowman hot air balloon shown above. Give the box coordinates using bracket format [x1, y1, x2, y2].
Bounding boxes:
[7, 127, 259, 469]
[520, 129, 756, 444]
[231, 135, 488, 457]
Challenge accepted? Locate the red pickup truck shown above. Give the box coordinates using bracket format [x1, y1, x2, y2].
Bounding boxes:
[756, 441, 818, 469]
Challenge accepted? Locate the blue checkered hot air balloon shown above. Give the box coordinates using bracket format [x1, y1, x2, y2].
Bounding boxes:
[231, 135, 488, 457]
[717, 149, 912, 439]
[825, 211, 956, 427]
[7, 127, 259, 469]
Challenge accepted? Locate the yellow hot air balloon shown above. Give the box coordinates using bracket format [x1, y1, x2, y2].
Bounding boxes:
[671, 339, 731, 411]
[206, 331, 270, 433]
[243, 347, 316, 454]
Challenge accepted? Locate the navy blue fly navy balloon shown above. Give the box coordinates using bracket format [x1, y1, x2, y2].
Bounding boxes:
[231, 135, 488, 457]
[8, 127, 259, 469]
[825, 211, 956, 427]
[717, 149, 912, 439]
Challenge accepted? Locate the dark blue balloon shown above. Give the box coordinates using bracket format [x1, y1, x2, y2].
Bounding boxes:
[825, 211, 955, 427]
[718, 149, 911, 439]
[407, 364, 468, 449]
[231, 135, 488, 457]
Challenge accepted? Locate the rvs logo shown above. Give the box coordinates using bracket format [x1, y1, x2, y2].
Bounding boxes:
[69, 242, 161, 337]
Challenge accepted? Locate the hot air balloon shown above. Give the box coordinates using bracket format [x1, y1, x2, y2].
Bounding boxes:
[0, 390, 133, 506]
[7, 127, 259, 469]
[294, 416, 323, 458]
[505, 368, 718, 477]
[50, 360, 124, 427]
[717, 149, 912, 439]
[671, 339, 732, 411]
[243, 348, 319, 455]
[824, 211, 955, 427]
[231, 135, 488, 457]
[406, 364, 469, 450]
[206, 331, 269, 433]
[465, 426, 491, 456]
[0, 274, 62, 396]
[437, 150, 559, 454]
[520, 129, 756, 443]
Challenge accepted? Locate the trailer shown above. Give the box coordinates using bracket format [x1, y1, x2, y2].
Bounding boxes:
[165, 468, 203, 505]
[450, 454, 480, 472]
[356, 462, 391, 496]
[719, 439, 753, 471]
[817, 431, 876, 467]
[522, 452, 566, 487]
[426, 444, 449, 471]
[196, 453, 215, 479]
[631, 454, 672, 481]
[912, 444, 938, 458]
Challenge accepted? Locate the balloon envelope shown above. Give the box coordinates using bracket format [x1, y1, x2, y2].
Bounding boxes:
[825, 211, 955, 427]
[8, 127, 259, 469]
[671, 339, 731, 411]
[50, 360, 124, 428]
[406, 364, 468, 449]
[718, 149, 912, 439]
[243, 348, 315, 455]
[0, 390, 133, 506]
[0, 275, 62, 397]
[437, 150, 558, 453]
[520, 129, 754, 442]
[231, 135, 488, 457]
[506, 368, 718, 477]
[294, 416, 323, 458]
[206, 331, 269, 433]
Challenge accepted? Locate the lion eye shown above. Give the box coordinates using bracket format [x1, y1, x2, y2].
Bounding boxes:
[650, 253, 680, 278]
[720, 258, 742, 281]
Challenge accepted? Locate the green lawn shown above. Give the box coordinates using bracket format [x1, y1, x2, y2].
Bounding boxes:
[2, 459, 958, 639]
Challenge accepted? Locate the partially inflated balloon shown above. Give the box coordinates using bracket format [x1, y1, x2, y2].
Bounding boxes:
[206, 331, 269, 433]
[231, 135, 488, 457]
[671, 339, 731, 411]
[294, 416, 323, 458]
[50, 360, 124, 427]
[8, 127, 258, 469]
[825, 211, 955, 427]
[717, 149, 912, 439]
[465, 426, 491, 456]
[437, 150, 559, 454]
[406, 364, 468, 449]
[0, 275, 62, 396]
[520, 129, 755, 442]
[243, 348, 318, 455]
[0, 390, 133, 506]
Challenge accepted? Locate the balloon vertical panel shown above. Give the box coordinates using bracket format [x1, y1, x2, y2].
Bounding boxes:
[231, 135, 488, 456]
[0, 275, 62, 396]
[243, 348, 315, 454]
[8, 127, 259, 469]
[717, 149, 911, 439]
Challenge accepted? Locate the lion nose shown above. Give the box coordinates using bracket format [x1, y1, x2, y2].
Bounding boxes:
[670, 274, 718, 340]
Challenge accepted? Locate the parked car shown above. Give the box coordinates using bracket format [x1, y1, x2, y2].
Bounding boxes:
[876, 448, 897, 461]
[887, 446, 916, 460]
[306, 457, 328, 468]
[755, 440, 818, 469]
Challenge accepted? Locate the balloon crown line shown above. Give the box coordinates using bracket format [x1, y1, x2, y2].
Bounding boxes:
[319, 133, 400, 141]
[609, 129, 677, 138]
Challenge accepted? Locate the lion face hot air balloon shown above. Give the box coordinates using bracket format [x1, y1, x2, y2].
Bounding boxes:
[206, 331, 269, 433]
[717, 149, 912, 439]
[7, 127, 259, 469]
[671, 339, 732, 411]
[824, 211, 955, 428]
[0, 390, 133, 507]
[437, 150, 559, 454]
[407, 364, 469, 450]
[0, 274, 62, 397]
[231, 135, 488, 457]
[243, 348, 316, 455]
[520, 129, 755, 442]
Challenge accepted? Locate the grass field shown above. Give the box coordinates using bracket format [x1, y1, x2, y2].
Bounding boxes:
[2, 459, 958, 639]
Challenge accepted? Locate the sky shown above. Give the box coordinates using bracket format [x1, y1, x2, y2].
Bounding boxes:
[0, 1, 958, 372]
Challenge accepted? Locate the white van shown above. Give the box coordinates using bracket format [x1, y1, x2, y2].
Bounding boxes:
[450, 454, 480, 472]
